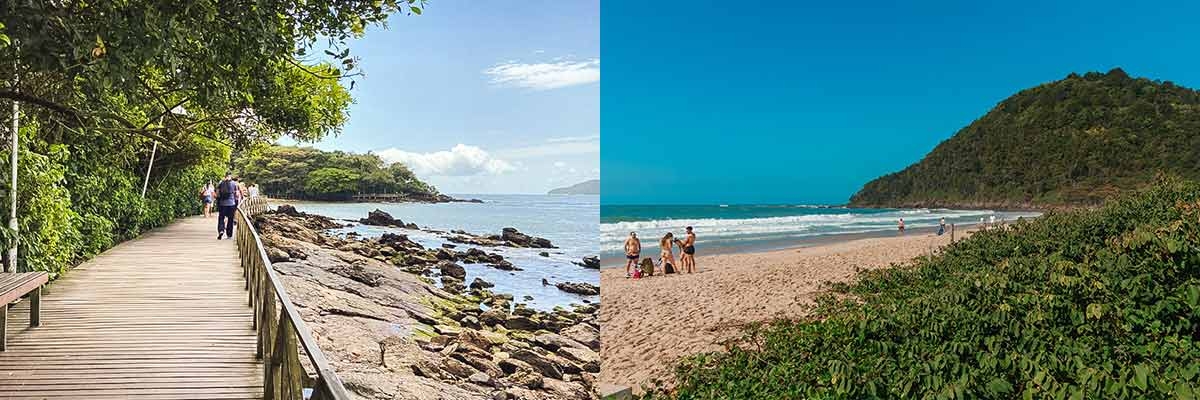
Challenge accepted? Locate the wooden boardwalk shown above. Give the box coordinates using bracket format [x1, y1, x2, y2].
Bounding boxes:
[0, 216, 263, 399]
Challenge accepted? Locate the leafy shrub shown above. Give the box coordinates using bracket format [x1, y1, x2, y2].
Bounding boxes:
[652, 178, 1200, 399]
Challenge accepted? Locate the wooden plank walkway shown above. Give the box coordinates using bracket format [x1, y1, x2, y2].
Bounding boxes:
[0, 216, 263, 399]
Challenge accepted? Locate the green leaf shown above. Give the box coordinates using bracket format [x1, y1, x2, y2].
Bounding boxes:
[987, 378, 1013, 394]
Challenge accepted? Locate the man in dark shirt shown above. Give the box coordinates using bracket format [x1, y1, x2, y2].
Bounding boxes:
[216, 172, 239, 239]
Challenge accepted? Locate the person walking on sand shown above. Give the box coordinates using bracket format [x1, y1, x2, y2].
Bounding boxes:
[674, 226, 697, 273]
[898, 218, 906, 234]
[215, 172, 239, 240]
[659, 233, 677, 275]
[624, 232, 641, 278]
[200, 181, 215, 218]
[937, 217, 946, 236]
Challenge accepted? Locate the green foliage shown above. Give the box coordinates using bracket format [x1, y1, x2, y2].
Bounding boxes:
[850, 69, 1200, 208]
[0, 1, 423, 276]
[305, 167, 362, 199]
[0, 117, 228, 276]
[0, 1, 422, 147]
[651, 178, 1200, 399]
[233, 145, 438, 201]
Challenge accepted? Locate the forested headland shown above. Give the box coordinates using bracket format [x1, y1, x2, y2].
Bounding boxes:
[232, 145, 441, 201]
[850, 69, 1200, 209]
[0, 1, 423, 277]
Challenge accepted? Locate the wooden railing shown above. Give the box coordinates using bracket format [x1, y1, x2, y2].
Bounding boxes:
[236, 199, 351, 400]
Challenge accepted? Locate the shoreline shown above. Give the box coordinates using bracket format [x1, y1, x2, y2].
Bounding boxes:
[600, 223, 977, 267]
[598, 228, 974, 393]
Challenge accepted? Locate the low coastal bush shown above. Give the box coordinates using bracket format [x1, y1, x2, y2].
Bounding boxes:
[650, 178, 1200, 399]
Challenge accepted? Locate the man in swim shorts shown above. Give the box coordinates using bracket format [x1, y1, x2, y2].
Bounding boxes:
[624, 232, 641, 278]
[678, 226, 696, 273]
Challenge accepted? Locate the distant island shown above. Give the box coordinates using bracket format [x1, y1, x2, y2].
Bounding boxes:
[548, 179, 600, 195]
[850, 68, 1200, 210]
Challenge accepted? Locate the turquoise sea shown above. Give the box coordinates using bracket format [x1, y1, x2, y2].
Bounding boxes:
[287, 194, 599, 310]
[600, 204, 1040, 263]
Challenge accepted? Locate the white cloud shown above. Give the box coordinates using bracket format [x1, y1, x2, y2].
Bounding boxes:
[484, 58, 600, 90]
[376, 144, 515, 177]
[553, 161, 567, 168]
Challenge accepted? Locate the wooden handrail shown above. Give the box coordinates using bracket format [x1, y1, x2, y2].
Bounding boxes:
[236, 198, 351, 400]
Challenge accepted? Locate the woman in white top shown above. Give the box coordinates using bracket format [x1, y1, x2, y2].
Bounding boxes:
[201, 182, 215, 218]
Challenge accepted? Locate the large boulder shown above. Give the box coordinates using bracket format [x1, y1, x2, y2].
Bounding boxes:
[576, 255, 601, 269]
[469, 277, 494, 290]
[508, 349, 565, 380]
[556, 346, 600, 373]
[560, 323, 600, 349]
[555, 282, 599, 296]
[359, 209, 403, 227]
[498, 227, 556, 249]
[504, 315, 541, 331]
[377, 233, 418, 250]
[274, 204, 302, 216]
[438, 261, 466, 280]
[479, 309, 508, 327]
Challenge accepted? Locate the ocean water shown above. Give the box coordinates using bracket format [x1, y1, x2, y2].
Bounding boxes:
[284, 194, 599, 310]
[601, 204, 1040, 263]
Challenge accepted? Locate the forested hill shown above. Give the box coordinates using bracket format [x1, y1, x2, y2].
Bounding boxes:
[849, 68, 1200, 209]
[233, 145, 441, 201]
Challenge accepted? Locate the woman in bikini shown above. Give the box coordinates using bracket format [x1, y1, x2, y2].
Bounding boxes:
[659, 232, 677, 275]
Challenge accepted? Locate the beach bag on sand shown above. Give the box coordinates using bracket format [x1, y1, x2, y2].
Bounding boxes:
[632, 269, 642, 279]
[640, 257, 655, 277]
[664, 262, 676, 274]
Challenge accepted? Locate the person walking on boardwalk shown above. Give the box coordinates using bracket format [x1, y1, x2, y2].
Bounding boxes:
[216, 172, 239, 240]
[200, 181, 215, 218]
[624, 232, 641, 278]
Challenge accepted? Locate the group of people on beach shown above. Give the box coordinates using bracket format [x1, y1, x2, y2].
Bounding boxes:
[200, 172, 260, 240]
[622, 227, 697, 278]
[898, 217, 950, 235]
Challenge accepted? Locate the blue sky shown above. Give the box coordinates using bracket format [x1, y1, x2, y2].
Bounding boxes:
[290, 0, 599, 194]
[601, 0, 1200, 205]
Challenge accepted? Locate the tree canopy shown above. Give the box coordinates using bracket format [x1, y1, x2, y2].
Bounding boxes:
[0, 1, 424, 275]
[850, 69, 1200, 209]
[233, 145, 438, 201]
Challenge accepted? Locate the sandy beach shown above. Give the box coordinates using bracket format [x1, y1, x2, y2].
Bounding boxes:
[599, 229, 972, 392]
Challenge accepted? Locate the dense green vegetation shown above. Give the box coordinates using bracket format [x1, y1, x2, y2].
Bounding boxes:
[0, 1, 423, 276]
[850, 69, 1200, 208]
[232, 145, 438, 201]
[650, 178, 1200, 399]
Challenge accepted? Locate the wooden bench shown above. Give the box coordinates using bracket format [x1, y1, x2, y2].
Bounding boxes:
[0, 272, 48, 351]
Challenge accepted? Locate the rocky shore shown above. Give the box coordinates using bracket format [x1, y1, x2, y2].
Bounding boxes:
[257, 207, 600, 399]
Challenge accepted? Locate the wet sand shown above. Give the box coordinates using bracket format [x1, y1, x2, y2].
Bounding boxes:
[598, 229, 971, 392]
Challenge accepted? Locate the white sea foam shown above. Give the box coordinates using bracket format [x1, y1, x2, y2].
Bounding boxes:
[600, 208, 1038, 255]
